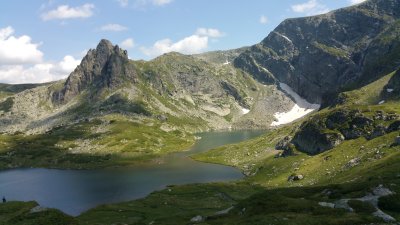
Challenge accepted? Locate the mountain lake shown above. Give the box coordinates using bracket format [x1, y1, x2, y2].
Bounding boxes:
[0, 130, 264, 216]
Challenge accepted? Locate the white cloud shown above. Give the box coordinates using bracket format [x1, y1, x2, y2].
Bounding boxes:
[140, 27, 225, 58]
[259, 15, 269, 24]
[291, 0, 329, 15]
[134, 0, 173, 7]
[0, 26, 81, 84]
[100, 23, 128, 32]
[120, 38, 135, 49]
[140, 35, 208, 57]
[152, 0, 173, 6]
[41, 4, 95, 21]
[195, 28, 225, 38]
[117, 0, 129, 7]
[349, 0, 366, 5]
[50, 55, 81, 75]
[0, 26, 43, 65]
[0, 55, 81, 84]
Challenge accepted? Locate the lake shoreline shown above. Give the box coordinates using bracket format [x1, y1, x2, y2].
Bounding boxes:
[0, 130, 264, 216]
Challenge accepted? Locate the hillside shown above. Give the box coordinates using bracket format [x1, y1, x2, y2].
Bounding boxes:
[0, 40, 296, 169]
[75, 70, 400, 225]
[5, 63, 397, 225]
[235, 0, 400, 103]
[1, 0, 400, 224]
[1, 0, 400, 170]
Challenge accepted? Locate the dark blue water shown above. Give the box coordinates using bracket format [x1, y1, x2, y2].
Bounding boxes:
[0, 130, 263, 216]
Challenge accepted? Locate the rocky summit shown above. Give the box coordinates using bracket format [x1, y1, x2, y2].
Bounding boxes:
[53, 39, 137, 103]
[235, 0, 400, 103]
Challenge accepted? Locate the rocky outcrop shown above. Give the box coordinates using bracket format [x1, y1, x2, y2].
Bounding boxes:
[234, 0, 400, 103]
[292, 121, 345, 155]
[285, 109, 400, 155]
[275, 136, 296, 157]
[388, 121, 400, 132]
[52, 39, 136, 103]
[220, 81, 247, 108]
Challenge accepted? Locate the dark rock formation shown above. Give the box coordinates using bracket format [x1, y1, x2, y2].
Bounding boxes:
[387, 121, 400, 132]
[275, 136, 296, 157]
[369, 125, 387, 140]
[288, 108, 399, 155]
[53, 39, 136, 103]
[292, 121, 345, 155]
[220, 81, 247, 108]
[234, 0, 400, 103]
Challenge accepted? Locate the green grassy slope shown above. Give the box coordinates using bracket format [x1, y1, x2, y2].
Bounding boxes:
[0, 114, 194, 170]
[72, 70, 400, 224]
[1, 71, 399, 224]
[0, 201, 78, 225]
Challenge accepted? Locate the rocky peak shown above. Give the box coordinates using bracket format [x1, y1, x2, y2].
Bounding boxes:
[234, 0, 400, 104]
[53, 39, 136, 103]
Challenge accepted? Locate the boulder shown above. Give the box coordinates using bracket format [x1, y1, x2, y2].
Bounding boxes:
[343, 157, 361, 169]
[292, 121, 345, 155]
[373, 110, 386, 120]
[288, 174, 304, 182]
[156, 115, 168, 122]
[318, 202, 335, 208]
[275, 136, 292, 150]
[275, 136, 296, 157]
[190, 215, 204, 223]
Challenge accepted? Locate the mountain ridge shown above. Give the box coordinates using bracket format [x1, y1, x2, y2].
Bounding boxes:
[234, 0, 400, 103]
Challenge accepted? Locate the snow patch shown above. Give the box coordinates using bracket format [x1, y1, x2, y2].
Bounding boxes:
[242, 108, 250, 115]
[387, 88, 394, 93]
[379, 100, 385, 105]
[274, 32, 292, 44]
[271, 83, 320, 126]
[223, 60, 230, 65]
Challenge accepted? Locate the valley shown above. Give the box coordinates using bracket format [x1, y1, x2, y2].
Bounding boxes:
[1, 0, 400, 224]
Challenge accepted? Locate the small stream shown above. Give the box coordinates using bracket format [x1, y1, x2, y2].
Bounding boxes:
[0, 130, 264, 216]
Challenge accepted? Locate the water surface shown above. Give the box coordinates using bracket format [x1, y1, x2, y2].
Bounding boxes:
[0, 130, 263, 216]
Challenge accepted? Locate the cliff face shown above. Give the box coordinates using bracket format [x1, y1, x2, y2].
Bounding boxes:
[234, 0, 400, 103]
[53, 39, 136, 103]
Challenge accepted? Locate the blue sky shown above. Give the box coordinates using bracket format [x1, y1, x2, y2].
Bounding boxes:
[0, 0, 366, 84]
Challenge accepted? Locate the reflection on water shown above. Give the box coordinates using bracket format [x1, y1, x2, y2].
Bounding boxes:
[0, 130, 264, 216]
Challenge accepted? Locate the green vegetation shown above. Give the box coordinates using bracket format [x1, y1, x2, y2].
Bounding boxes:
[0, 201, 78, 225]
[0, 97, 14, 112]
[339, 71, 396, 105]
[0, 114, 194, 170]
[0, 83, 46, 100]
[78, 183, 263, 225]
[313, 42, 349, 58]
[348, 200, 376, 214]
[1, 7, 400, 222]
[378, 193, 400, 219]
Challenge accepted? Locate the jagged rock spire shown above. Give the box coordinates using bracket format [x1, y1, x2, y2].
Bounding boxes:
[53, 39, 136, 103]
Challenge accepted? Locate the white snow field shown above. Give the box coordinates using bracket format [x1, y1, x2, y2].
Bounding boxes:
[271, 83, 320, 126]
